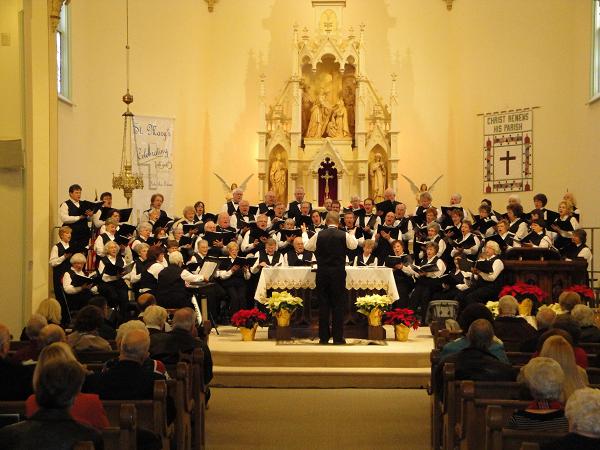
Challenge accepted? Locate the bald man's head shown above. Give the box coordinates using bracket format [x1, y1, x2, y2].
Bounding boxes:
[172, 307, 196, 332]
[120, 328, 150, 363]
[39, 324, 67, 347]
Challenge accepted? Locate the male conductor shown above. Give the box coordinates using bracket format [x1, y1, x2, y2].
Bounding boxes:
[304, 211, 358, 344]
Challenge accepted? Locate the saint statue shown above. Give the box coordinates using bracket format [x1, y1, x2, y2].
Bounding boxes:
[369, 152, 387, 202]
[306, 93, 331, 138]
[269, 154, 287, 202]
[326, 99, 350, 138]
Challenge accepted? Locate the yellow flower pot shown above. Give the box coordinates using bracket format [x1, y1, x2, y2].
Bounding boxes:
[368, 308, 383, 326]
[394, 324, 410, 342]
[239, 324, 258, 341]
[518, 298, 533, 317]
[276, 309, 292, 327]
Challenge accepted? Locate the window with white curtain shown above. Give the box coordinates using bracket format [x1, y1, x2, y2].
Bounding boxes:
[592, 1, 600, 100]
[56, 4, 70, 100]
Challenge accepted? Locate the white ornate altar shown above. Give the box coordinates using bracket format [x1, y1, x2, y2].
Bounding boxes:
[257, 0, 400, 206]
[254, 266, 400, 302]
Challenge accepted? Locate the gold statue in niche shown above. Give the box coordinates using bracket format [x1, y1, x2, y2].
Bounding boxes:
[268, 150, 288, 203]
[319, 9, 338, 33]
[369, 151, 387, 202]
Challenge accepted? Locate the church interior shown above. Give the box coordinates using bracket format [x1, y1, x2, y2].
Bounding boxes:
[1, 0, 600, 449]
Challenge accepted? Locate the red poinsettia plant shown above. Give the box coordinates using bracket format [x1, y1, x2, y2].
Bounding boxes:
[499, 281, 547, 303]
[230, 308, 267, 328]
[383, 308, 420, 330]
[563, 284, 594, 301]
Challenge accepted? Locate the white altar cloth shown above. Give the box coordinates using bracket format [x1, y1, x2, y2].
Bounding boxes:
[254, 266, 400, 302]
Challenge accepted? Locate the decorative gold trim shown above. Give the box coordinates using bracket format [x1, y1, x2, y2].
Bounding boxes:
[205, 0, 218, 13]
[443, 0, 454, 11]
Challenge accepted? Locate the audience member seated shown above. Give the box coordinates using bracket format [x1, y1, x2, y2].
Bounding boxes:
[541, 388, 600, 450]
[20, 298, 62, 340]
[520, 306, 557, 352]
[0, 355, 103, 449]
[156, 251, 197, 309]
[439, 303, 509, 363]
[13, 314, 47, 363]
[558, 290, 581, 314]
[25, 342, 109, 430]
[492, 295, 537, 351]
[571, 304, 600, 343]
[38, 324, 67, 347]
[435, 318, 516, 397]
[149, 307, 213, 385]
[88, 296, 117, 341]
[102, 320, 167, 378]
[142, 305, 169, 335]
[0, 324, 34, 401]
[506, 357, 569, 432]
[537, 335, 588, 400]
[549, 315, 588, 368]
[136, 292, 157, 318]
[67, 305, 112, 352]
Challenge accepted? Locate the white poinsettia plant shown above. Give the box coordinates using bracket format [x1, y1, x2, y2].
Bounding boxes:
[355, 294, 392, 316]
[485, 301, 499, 318]
[266, 291, 303, 314]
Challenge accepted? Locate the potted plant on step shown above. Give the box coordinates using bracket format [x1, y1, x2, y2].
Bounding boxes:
[355, 294, 392, 326]
[383, 308, 420, 341]
[265, 291, 303, 327]
[231, 308, 267, 341]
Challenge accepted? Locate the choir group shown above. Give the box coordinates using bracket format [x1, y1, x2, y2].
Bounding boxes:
[50, 183, 592, 324]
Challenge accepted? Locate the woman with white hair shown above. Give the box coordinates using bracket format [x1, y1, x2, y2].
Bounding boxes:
[131, 222, 155, 256]
[492, 294, 537, 351]
[542, 388, 600, 450]
[97, 240, 130, 319]
[571, 304, 600, 343]
[217, 241, 251, 315]
[62, 253, 97, 311]
[456, 241, 505, 307]
[142, 305, 168, 335]
[506, 357, 569, 432]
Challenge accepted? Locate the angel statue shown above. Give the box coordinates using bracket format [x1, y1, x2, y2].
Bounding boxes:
[401, 174, 444, 205]
[213, 173, 254, 201]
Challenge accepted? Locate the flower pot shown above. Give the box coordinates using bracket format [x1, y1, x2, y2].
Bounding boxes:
[275, 309, 292, 327]
[239, 324, 258, 341]
[394, 324, 410, 342]
[368, 308, 383, 326]
[518, 298, 533, 317]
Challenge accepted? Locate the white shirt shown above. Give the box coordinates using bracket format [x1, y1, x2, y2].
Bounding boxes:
[94, 233, 115, 257]
[474, 257, 504, 282]
[303, 225, 358, 253]
[63, 269, 97, 295]
[49, 241, 70, 267]
[59, 200, 84, 224]
[450, 233, 481, 257]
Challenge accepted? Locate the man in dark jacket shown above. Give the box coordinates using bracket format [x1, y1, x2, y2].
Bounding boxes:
[493, 295, 537, 351]
[0, 324, 34, 401]
[304, 212, 358, 345]
[0, 358, 102, 450]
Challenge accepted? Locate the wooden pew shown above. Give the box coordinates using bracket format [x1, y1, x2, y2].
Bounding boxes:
[486, 404, 565, 450]
[189, 348, 207, 450]
[520, 444, 540, 450]
[166, 362, 194, 450]
[429, 349, 442, 450]
[102, 380, 172, 450]
[441, 363, 458, 450]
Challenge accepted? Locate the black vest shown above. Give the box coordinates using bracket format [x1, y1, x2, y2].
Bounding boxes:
[226, 201, 238, 216]
[54, 242, 72, 274]
[64, 200, 89, 239]
[101, 233, 115, 245]
[522, 231, 546, 246]
[258, 202, 274, 214]
[156, 266, 190, 308]
[562, 243, 587, 260]
[508, 219, 525, 234]
[286, 250, 314, 266]
[258, 250, 282, 266]
[356, 253, 377, 267]
[314, 227, 347, 270]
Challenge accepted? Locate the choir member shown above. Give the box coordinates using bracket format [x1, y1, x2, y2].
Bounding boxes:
[277, 219, 300, 251]
[131, 222, 155, 256]
[353, 239, 377, 267]
[170, 227, 193, 262]
[486, 219, 515, 254]
[92, 191, 113, 229]
[198, 221, 225, 256]
[59, 184, 94, 247]
[153, 227, 168, 248]
[507, 194, 521, 206]
[173, 206, 198, 230]
[456, 241, 505, 307]
[320, 197, 333, 219]
[374, 211, 398, 262]
[562, 192, 580, 219]
[287, 186, 311, 220]
[442, 208, 464, 242]
[49, 226, 74, 300]
[450, 220, 481, 261]
[62, 253, 96, 311]
[217, 241, 251, 314]
[269, 202, 287, 233]
[563, 229, 593, 268]
[286, 237, 315, 266]
[143, 193, 168, 222]
[515, 219, 553, 248]
[432, 256, 471, 301]
[415, 192, 440, 221]
[356, 198, 381, 240]
[309, 210, 326, 234]
[506, 203, 529, 241]
[129, 243, 150, 295]
[258, 191, 276, 216]
[157, 251, 200, 309]
[222, 188, 243, 216]
[241, 214, 269, 254]
[551, 200, 580, 251]
[250, 238, 286, 275]
[230, 199, 255, 231]
[393, 203, 414, 250]
[188, 239, 210, 268]
[406, 242, 446, 321]
[472, 203, 498, 237]
[294, 201, 312, 228]
[387, 240, 415, 308]
[330, 200, 342, 214]
[376, 188, 400, 217]
[93, 218, 118, 257]
[348, 195, 364, 217]
[97, 209, 121, 234]
[97, 241, 130, 319]
[341, 211, 364, 261]
[135, 245, 166, 299]
[422, 223, 446, 260]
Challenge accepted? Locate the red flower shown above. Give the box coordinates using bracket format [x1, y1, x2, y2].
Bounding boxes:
[499, 282, 547, 303]
[564, 284, 594, 300]
[231, 308, 267, 328]
[383, 308, 420, 330]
